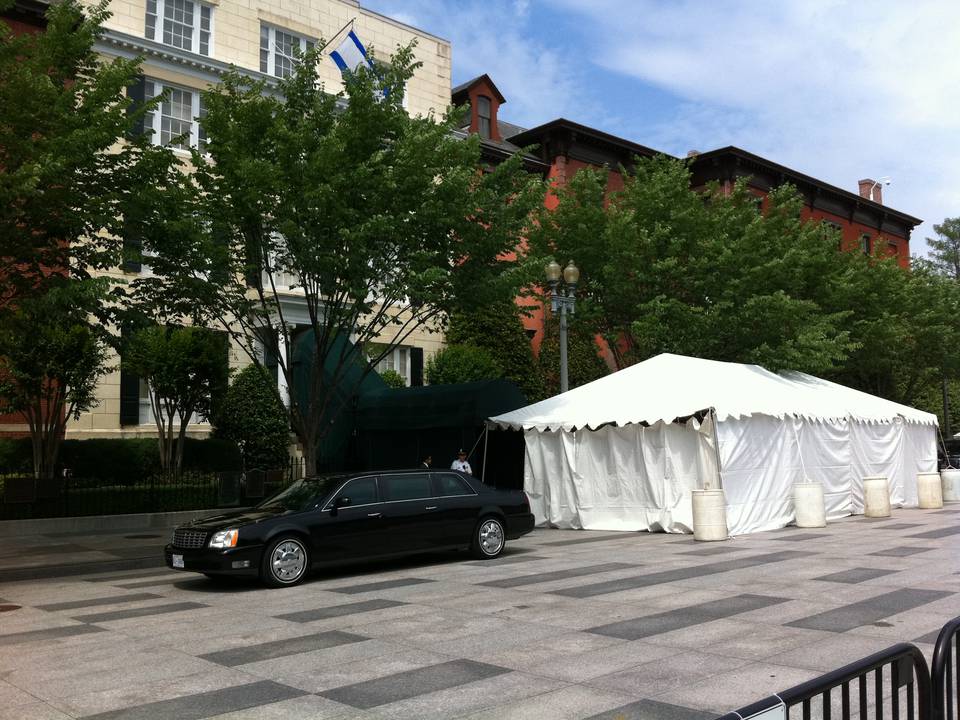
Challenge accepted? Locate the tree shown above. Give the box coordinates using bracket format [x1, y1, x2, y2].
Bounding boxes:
[123, 326, 229, 475]
[445, 302, 545, 400]
[0, 281, 111, 479]
[425, 345, 501, 385]
[531, 157, 855, 375]
[926, 217, 960, 280]
[133, 44, 543, 474]
[215, 364, 290, 470]
[0, 0, 167, 309]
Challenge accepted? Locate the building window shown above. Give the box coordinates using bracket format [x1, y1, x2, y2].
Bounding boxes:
[820, 220, 843, 248]
[139, 378, 206, 426]
[143, 79, 206, 151]
[260, 24, 314, 78]
[860, 233, 872, 255]
[374, 346, 410, 385]
[476, 95, 491, 139]
[145, 0, 212, 56]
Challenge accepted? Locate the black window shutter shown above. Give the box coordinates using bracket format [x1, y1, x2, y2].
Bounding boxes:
[126, 75, 146, 139]
[263, 333, 279, 384]
[119, 368, 141, 426]
[410, 347, 424, 387]
[123, 234, 142, 274]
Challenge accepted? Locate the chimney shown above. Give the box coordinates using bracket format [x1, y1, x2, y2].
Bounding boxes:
[858, 178, 883, 205]
[686, 149, 700, 158]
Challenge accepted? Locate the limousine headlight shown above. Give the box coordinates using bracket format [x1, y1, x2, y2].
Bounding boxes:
[209, 529, 239, 549]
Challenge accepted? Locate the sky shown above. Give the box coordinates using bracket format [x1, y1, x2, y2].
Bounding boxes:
[362, 0, 960, 256]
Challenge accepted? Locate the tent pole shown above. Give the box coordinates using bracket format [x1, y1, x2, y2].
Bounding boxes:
[481, 424, 489, 486]
[709, 407, 723, 490]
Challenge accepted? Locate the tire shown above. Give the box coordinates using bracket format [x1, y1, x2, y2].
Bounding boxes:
[471, 516, 505, 559]
[260, 535, 310, 587]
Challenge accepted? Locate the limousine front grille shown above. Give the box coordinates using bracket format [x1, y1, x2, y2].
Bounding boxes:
[172, 528, 208, 549]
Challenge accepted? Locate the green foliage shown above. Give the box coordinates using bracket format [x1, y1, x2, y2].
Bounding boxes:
[214, 364, 290, 470]
[425, 345, 501, 385]
[132, 41, 544, 474]
[445, 303, 545, 400]
[0, 280, 113, 478]
[925, 217, 960, 280]
[378, 369, 407, 389]
[0, 0, 172, 305]
[123, 326, 229, 474]
[539, 314, 610, 395]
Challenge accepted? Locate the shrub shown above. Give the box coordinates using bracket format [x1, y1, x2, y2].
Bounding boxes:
[378, 368, 406, 389]
[540, 314, 609, 395]
[425, 344, 501, 385]
[214, 364, 290, 470]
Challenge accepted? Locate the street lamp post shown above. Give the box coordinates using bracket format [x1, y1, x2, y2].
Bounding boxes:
[545, 259, 580, 393]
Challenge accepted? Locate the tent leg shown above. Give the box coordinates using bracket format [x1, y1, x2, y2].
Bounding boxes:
[481, 425, 489, 486]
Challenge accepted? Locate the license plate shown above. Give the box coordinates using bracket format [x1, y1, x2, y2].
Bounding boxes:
[172, 554, 184, 569]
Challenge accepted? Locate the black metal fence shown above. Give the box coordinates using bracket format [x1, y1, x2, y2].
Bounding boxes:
[933, 617, 960, 720]
[0, 459, 306, 520]
[717, 616, 960, 719]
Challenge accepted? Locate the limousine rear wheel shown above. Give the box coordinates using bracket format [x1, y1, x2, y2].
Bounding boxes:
[261, 535, 310, 587]
[471, 516, 505, 559]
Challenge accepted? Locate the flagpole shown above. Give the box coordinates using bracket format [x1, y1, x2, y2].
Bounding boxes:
[316, 17, 356, 55]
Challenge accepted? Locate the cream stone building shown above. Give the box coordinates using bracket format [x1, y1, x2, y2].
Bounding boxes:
[66, 0, 451, 440]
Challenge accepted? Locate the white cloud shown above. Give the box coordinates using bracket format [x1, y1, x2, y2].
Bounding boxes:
[551, 0, 960, 251]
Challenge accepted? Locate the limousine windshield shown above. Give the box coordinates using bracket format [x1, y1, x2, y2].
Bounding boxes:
[256, 475, 348, 513]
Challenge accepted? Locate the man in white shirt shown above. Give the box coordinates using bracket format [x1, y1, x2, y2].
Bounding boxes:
[450, 449, 472, 475]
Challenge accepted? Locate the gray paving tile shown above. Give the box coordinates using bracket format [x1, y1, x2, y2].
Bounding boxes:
[79, 680, 305, 720]
[769, 532, 829, 541]
[464, 553, 548, 566]
[0, 557, 164, 583]
[110, 578, 181, 589]
[478, 562, 636, 588]
[72, 601, 207, 624]
[907, 526, 960, 539]
[35, 593, 163, 612]
[319, 659, 509, 709]
[0, 543, 90, 558]
[275, 599, 406, 623]
[869, 545, 932, 557]
[872, 523, 922, 530]
[586, 698, 716, 720]
[199, 630, 367, 667]
[85, 569, 179, 583]
[814, 567, 899, 584]
[787, 588, 953, 632]
[587, 594, 789, 640]
[329, 578, 434, 594]
[552, 551, 807, 599]
[915, 628, 942, 644]
[544, 533, 640, 546]
[0, 623, 105, 646]
[678, 546, 742, 556]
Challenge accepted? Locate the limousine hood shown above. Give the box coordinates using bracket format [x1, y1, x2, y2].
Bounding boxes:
[185, 508, 283, 530]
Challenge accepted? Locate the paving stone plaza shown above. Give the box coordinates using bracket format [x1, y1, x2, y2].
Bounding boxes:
[0, 507, 958, 719]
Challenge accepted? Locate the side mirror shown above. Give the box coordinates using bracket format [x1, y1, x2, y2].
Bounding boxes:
[333, 496, 351, 509]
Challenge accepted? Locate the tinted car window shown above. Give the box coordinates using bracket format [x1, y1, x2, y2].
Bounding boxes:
[380, 473, 431, 501]
[257, 475, 348, 512]
[339, 476, 378, 506]
[433, 473, 473, 497]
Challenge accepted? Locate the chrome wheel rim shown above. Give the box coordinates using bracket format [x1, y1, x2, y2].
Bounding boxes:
[271, 540, 306, 582]
[478, 519, 504, 556]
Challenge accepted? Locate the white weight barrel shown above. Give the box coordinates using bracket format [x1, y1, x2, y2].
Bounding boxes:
[692, 489, 728, 541]
[793, 482, 826, 527]
[917, 472, 943, 509]
[942, 469, 960, 503]
[863, 476, 891, 518]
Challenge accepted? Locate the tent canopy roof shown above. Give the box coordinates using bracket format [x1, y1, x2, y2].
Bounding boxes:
[488, 353, 937, 431]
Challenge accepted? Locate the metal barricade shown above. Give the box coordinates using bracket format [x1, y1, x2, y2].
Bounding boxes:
[717, 643, 932, 720]
[933, 617, 960, 720]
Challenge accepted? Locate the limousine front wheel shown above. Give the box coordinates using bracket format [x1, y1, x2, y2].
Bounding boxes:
[471, 517, 505, 559]
[261, 535, 310, 587]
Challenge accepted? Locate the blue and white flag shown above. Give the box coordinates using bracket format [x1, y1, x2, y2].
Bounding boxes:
[329, 29, 375, 76]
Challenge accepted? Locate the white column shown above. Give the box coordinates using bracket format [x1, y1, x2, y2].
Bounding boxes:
[277, 329, 290, 408]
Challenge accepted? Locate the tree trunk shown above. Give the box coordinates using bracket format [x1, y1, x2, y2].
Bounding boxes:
[174, 412, 188, 477]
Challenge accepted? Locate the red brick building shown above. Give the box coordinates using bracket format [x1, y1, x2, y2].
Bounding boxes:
[452, 74, 921, 355]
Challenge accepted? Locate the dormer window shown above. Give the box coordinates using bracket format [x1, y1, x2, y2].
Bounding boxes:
[477, 95, 492, 139]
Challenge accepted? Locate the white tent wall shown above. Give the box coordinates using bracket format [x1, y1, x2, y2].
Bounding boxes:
[523, 419, 714, 532]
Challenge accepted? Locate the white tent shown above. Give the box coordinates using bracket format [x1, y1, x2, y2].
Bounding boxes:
[488, 353, 937, 536]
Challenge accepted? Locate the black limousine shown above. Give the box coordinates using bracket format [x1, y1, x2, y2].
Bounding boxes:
[165, 469, 535, 587]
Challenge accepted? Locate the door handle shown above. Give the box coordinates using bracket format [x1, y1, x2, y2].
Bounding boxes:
[425, 506, 438, 511]
[367, 512, 382, 518]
